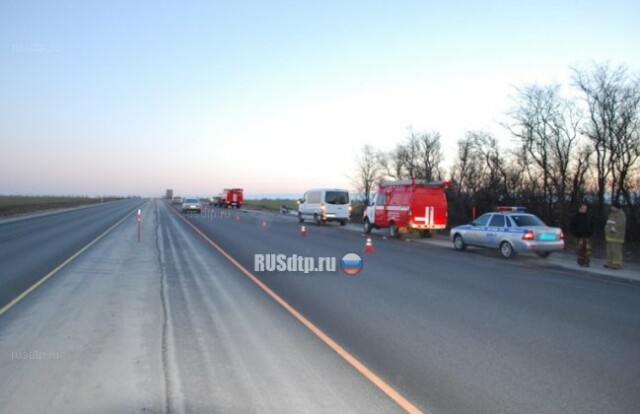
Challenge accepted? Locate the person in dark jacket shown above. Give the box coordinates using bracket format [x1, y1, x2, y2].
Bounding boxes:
[570, 203, 595, 267]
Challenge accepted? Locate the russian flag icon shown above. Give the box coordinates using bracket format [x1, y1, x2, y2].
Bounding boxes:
[340, 253, 363, 276]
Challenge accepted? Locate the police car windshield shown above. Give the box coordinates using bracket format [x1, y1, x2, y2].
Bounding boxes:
[510, 214, 546, 227]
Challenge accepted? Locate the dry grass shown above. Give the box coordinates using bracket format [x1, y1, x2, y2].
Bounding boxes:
[0, 196, 119, 216]
[243, 199, 298, 211]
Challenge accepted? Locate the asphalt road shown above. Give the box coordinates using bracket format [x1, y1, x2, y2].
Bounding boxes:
[179, 205, 640, 414]
[0, 201, 403, 413]
[0, 200, 639, 414]
[0, 199, 145, 310]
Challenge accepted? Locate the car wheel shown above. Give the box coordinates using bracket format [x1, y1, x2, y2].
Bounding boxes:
[363, 219, 372, 234]
[420, 230, 432, 238]
[453, 234, 466, 251]
[500, 241, 515, 259]
[339, 220, 347, 226]
[536, 251, 551, 258]
[298, 213, 304, 223]
[314, 214, 322, 226]
[389, 222, 400, 238]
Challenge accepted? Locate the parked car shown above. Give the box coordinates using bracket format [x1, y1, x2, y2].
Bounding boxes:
[450, 207, 564, 258]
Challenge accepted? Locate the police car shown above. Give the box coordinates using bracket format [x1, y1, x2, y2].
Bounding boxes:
[450, 207, 564, 258]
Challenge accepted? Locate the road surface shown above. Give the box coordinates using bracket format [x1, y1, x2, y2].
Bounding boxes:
[0, 199, 144, 309]
[0, 200, 639, 413]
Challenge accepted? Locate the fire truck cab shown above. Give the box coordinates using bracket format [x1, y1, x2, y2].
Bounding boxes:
[364, 179, 450, 238]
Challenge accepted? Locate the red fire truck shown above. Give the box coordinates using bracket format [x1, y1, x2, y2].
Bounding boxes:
[217, 188, 244, 208]
[363, 179, 450, 238]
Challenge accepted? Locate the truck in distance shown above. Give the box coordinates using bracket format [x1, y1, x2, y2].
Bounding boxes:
[216, 188, 244, 208]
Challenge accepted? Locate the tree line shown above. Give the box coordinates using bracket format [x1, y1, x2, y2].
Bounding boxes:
[353, 62, 640, 244]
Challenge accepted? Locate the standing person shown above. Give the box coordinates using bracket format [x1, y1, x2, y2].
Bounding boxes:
[570, 203, 594, 267]
[604, 201, 627, 269]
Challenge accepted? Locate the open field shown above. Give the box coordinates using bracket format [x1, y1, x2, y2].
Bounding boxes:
[243, 198, 298, 211]
[0, 196, 123, 216]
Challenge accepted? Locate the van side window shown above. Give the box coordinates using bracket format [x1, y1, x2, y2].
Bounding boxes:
[376, 193, 385, 205]
[307, 191, 321, 204]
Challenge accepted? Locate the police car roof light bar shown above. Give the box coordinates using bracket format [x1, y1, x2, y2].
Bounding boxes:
[497, 206, 527, 212]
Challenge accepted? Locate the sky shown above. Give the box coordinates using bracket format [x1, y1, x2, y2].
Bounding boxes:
[1, 0, 639, 198]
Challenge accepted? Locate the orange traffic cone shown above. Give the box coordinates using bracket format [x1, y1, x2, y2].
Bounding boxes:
[300, 225, 307, 237]
[261, 220, 267, 229]
[364, 237, 374, 253]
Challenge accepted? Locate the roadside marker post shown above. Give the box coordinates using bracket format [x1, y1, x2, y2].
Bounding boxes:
[137, 209, 141, 242]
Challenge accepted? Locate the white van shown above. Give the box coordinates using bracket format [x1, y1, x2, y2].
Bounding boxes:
[298, 189, 351, 226]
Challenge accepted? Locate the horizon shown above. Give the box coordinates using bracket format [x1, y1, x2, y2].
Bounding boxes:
[2, 1, 639, 197]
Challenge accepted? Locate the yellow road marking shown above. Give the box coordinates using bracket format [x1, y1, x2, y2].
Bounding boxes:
[172, 206, 423, 414]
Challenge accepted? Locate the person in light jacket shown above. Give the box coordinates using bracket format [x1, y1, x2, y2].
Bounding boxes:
[604, 201, 626, 269]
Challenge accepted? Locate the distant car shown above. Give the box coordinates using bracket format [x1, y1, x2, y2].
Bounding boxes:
[450, 207, 564, 258]
[181, 198, 203, 214]
[172, 196, 183, 205]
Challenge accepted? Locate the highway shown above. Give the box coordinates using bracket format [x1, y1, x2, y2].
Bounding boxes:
[0, 199, 145, 310]
[0, 199, 639, 413]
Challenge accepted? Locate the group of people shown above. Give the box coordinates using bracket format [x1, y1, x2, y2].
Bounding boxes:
[570, 202, 627, 269]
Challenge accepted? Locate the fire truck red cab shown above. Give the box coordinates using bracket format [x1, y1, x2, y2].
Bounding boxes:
[217, 188, 244, 208]
[364, 179, 450, 238]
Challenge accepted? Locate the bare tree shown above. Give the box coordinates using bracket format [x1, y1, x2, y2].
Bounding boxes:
[377, 144, 407, 180]
[451, 135, 483, 195]
[458, 131, 512, 209]
[415, 130, 444, 180]
[569, 144, 594, 207]
[353, 144, 380, 205]
[506, 83, 583, 224]
[399, 134, 420, 178]
[386, 129, 445, 180]
[573, 62, 640, 225]
[450, 132, 491, 221]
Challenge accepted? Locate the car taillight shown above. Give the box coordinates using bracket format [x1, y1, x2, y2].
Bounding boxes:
[560, 231, 564, 240]
[522, 230, 534, 241]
